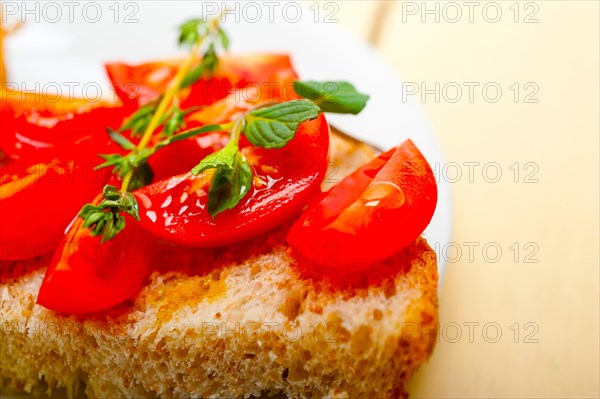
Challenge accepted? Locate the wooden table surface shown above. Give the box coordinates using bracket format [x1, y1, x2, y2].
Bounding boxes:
[333, 1, 599, 397]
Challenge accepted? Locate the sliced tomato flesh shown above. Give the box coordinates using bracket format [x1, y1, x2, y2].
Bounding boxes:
[37, 214, 152, 314]
[0, 157, 110, 260]
[0, 94, 127, 260]
[287, 139, 437, 271]
[1, 91, 129, 161]
[105, 54, 298, 106]
[135, 114, 329, 247]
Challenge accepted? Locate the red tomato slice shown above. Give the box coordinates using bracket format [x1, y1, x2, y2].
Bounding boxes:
[146, 69, 300, 183]
[0, 93, 127, 260]
[37, 214, 152, 314]
[0, 141, 111, 260]
[287, 139, 437, 271]
[134, 113, 329, 247]
[1, 91, 129, 162]
[147, 131, 229, 182]
[105, 54, 298, 106]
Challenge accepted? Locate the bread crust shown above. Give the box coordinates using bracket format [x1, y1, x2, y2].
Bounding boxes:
[0, 132, 439, 398]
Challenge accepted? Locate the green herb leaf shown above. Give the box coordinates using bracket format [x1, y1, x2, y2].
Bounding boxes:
[107, 128, 136, 151]
[191, 139, 237, 175]
[99, 125, 222, 172]
[163, 107, 186, 137]
[207, 153, 252, 218]
[181, 45, 219, 89]
[190, 140, 252, 218]
[79, 185, 140, 243]
[128, 163, 154, 191]
[218, 26, 230, 50]
[96, 149, 154, 189]
[97, 124, 222, 191]
[161, 124, 222, 146]
[293, 80, 369, 115]
[119, 102, 158, 137]
[243, 100, 320, 149]
[178, 18, 207, 48]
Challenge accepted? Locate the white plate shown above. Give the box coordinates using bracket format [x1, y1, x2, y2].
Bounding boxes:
[3, 1, 451, 277]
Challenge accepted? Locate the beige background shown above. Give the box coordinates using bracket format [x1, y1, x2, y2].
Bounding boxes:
[332, 1, 599, 398]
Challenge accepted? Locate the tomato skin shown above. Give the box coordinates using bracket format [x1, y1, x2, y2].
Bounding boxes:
[1, 93, 130, 161]
[0, 95, 128, 260]
[287, 139, 437, 271]
[0, 157, 110, 261]
[105, 54, 298, 106]
[135, 114, 329, 247]
[36, 214, 152, 314]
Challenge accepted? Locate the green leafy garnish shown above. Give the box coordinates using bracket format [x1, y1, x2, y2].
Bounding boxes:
[191, 139, 238, 175]
[217, 26, 230, 50]
[82, 14, 374, 242]
[107, 128, 136, 151]
[244, 100, 320, 149]
[79, 185, 140, 243]
[209, 153, 252, 217]
[163, 106, 186, 137]
[178, 19, 206, 47]
[293, 80, 369, 115]
[119, 102, 158, 138]
[98, 124, 222, 184]
[191, 140, 252, 218]
[189, 100, 321, 218]
[188, 81, 370, 217]
[181, 45, 219, 88]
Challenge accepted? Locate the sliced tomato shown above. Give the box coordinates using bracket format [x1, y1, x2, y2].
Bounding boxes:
[287, 139, 437, 271]
[134, 113, 329, 247]
[0, 142, 111, 260]
[0, 94, 128, 260]
[1, 91, 130, 162]
[145, 68, 300, 182]
[37, 213, 152, 314]
[147, 131, 229, 182]
[105, 54, 298, 106]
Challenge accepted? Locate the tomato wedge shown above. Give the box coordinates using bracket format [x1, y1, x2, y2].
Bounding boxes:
[106, 54, 298, 106]
[0, 94, 128, 260]
[135, 113, 329, 247]
[287, 139, 437, 271]
[37, 213, 152, 314]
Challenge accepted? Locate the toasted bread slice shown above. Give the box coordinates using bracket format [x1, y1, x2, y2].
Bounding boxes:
[0, 132, 439, 399]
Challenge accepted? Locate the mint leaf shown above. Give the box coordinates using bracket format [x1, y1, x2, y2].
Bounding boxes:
[244, 100, 320, 149]
[207, 153, 252, 218]
[191, 139, 237, 175]
[79, 185, 140, 243]
[293, 80, 369, 115]
[190, 140, 253, 218]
